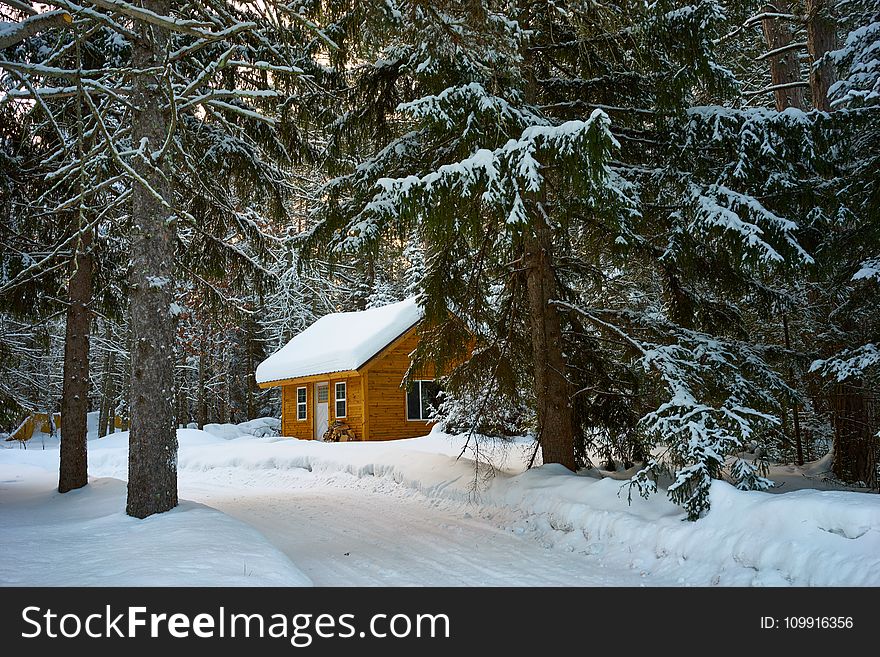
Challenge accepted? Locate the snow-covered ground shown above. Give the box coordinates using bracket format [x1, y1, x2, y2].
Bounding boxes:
[2, 420, 879, 587]
[0, 462, 310, 586]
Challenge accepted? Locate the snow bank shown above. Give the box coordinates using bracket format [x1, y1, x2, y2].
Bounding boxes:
[0, 463, 311, 587]
[11, 418, 278, 450]
[67, 430, 880, 585]
[4, 427, 879, 586]
[83, 428, 227, 452]
[255, 297, 422, 383]
[203, 417, 281, 440]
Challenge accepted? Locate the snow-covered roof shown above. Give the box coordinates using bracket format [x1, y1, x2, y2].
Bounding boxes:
[256, 298, 423, 384]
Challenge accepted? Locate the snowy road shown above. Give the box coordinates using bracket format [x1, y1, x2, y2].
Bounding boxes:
[181, 467, 670, 587]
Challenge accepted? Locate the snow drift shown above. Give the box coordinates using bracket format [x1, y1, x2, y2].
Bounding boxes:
[0, 460, 311, 587]
[3, 425, 879, 586]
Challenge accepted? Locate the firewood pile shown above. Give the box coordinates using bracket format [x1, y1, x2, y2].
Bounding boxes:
[323, 420, 358, 442]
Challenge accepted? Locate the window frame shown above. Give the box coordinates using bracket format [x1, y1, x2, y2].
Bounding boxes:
[406, 380, 440, 421]
[335, 381, 347, 418]
[296, 386, 307, 421]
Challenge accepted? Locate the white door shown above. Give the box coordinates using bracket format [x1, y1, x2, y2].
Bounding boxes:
[315, 382, 329, 439]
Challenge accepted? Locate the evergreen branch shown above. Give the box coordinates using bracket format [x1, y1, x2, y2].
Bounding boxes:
[76, 0, 255, 39]
[757, 41, 808, 60]
[46, 0, 137, 40]
[744, 81, 811, 96]
[81, 87, 172, 211]
[0, 214, 103, 296]
[0, 67, 67, 148]
[0, 10, 71, 49]
[278, 4, 339, 51]
[744, 12, 805, 28]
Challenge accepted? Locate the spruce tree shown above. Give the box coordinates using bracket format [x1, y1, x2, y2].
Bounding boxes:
[302, 1, 875, 517]
[2, 1, 327, 516]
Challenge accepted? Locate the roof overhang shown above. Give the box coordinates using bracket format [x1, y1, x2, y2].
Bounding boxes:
[256, 369, 361, 389]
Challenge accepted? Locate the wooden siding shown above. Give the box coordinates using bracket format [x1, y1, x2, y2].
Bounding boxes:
[281, 382, 314, 440]
[327, 373, 364, 440]
[274, 322, 461, 442]
[281, 373, 364, 440]
[363, 326, 436, 441]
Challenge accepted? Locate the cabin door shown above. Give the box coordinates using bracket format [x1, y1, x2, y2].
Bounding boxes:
[315, 382, 329, 439]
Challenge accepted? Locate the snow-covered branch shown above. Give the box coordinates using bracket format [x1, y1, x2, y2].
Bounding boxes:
[556, 302, 785, 519]
[0, 10, 71, 49]
[338, 109, 622, 251]
[72, 0, 255, 39]
[810, 345, 880, 382]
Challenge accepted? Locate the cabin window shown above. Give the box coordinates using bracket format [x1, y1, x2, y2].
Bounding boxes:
[407, 380, 441, 421]
[296, 386, 307, 421]
[317, 384, 329, 403]
[335, 382, 347, 418]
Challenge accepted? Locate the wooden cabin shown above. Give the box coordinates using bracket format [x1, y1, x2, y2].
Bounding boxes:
[255, 299, 442, 441]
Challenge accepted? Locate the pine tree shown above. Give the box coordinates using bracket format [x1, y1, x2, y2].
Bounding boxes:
[805, 0, 880, 486]
[304, 0, 866, 517]
[2, 3, 98, 487]
[2, 1, 328, 515]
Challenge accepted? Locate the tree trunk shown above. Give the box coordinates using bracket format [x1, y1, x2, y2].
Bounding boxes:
[782, 312, 804, 465]
[97, 325, 116, 438]
[98, 370, 108, 437]
[246, 323, 256, 420]
[216, 372, 227, 425]
[519, 18, 575, 471]
[59, 228, 94, 493]
[761, 4, 808, 111]
[831, 382, 878, 487]
[197, 339, 208, 429]
[116, 322, 131, 430]
[523, 223, 576, 471]
[126, 0, 178, 518]
[108, 396, 116, 436]
[805, 0, 838, 111]
[224, 341, 233, 423]
[247, 379, 255, 420]
[98, 351, 116, 437]
[176, 348, 190, 427]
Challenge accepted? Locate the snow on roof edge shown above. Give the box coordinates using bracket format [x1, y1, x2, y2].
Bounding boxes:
[255, 298, 424, 384]
[256, 365, 361, 386]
